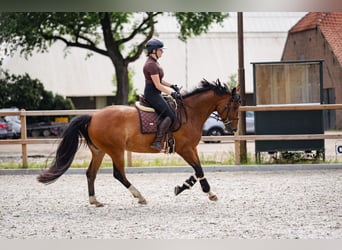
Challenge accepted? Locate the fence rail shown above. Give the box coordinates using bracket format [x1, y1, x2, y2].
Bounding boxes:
[1, 104, 342, 166]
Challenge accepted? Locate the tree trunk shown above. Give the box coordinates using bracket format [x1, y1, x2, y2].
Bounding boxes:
[113, 61, 129, 105]
[99, 12, 129, 105]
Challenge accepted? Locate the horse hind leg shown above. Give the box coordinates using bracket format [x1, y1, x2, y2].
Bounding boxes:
[86, 145, 105, 207]
[113, 167, 147, 205]
[110, 152, 147, 205]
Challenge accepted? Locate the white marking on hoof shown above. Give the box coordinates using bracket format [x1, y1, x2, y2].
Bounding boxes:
[89, 196, 104, 207]
[129, 185, 147, 205]
[208, 191, 218, 201]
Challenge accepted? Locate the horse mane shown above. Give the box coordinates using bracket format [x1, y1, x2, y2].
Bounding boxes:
[182, 79, 230, 99]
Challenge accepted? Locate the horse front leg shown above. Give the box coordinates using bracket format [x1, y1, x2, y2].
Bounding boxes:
[174, 171, 218, 201]
[176, 148, 218, 201]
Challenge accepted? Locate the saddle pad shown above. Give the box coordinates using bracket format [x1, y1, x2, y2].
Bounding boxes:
[135, 97, 182, 134]
[136, 108, 159, 134]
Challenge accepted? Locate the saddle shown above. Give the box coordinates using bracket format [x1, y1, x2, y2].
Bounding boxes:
[135, 95, 182, 135]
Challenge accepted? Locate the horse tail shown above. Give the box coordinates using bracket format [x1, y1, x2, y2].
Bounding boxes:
[37, 115, 92, 184]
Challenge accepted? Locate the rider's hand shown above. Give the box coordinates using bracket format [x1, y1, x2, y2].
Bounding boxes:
[171, 91, 182, 100]
[171, 84, 181, 93]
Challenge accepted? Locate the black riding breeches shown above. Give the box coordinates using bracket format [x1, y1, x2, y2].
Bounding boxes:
[144, 84, 176, 123]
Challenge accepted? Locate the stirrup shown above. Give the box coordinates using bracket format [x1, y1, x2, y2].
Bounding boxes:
[167, 137, 175, 154]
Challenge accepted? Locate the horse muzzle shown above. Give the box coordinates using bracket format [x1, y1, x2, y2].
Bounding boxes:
[224, 120, 237, 134]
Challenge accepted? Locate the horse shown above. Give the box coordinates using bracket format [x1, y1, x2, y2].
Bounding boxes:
[37, 79, 241, 206]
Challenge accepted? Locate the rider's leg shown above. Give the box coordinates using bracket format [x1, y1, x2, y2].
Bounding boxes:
[148, 95, 176, 151]
[151, 116, 172, 151]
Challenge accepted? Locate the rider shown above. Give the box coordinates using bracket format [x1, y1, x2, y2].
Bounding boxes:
[143, 38, 182, 151]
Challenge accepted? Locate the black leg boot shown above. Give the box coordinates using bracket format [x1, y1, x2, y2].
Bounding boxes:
[151, 117, 172, 151]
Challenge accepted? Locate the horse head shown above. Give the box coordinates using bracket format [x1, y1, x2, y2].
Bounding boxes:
[182, 79, 241, 134]
[215, 80, 241, 134]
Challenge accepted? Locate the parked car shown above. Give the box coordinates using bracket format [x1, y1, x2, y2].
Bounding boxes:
[0, 117, 11, 139]
[0, 107, 21, 139]
[27, 121, 68, 137]
[245, 110, 255, 134]
[202, 111, 255, 143]
[4, 116, 21, 139]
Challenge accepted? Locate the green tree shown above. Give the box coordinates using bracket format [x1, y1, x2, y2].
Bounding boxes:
[0, 73, 45, 109]
[0, 12, 228, 105]
[0, 79, 11, 107]
[226, 73, 238, 89]
[0, 72, 74, 123]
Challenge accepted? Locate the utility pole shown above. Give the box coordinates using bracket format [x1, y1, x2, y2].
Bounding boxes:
[237, 12, 247, 163]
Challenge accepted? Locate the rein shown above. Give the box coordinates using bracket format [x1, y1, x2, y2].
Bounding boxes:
[177, 98, 189, 124]
[211, 93, 241, 126]
[210, 109, 238, 129]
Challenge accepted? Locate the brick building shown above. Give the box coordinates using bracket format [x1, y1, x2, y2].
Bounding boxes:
[282, 12, 342, 129]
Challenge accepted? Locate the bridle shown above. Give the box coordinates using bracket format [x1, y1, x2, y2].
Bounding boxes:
[212, 92, 241, 133]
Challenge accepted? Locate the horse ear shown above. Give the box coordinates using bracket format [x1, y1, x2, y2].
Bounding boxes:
[236, 84, 241, 92]
[216, 79, 221, 86]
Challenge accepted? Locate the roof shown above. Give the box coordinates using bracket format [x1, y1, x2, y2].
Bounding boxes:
[289, 12, 342, 65]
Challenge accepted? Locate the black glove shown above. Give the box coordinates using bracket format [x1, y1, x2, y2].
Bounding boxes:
[171, 84, 181, 93]
[171, 91, 182, 100]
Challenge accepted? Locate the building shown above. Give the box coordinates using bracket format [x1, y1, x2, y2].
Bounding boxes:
[2, 12, 306, 108]
[281, 12, 342, 129]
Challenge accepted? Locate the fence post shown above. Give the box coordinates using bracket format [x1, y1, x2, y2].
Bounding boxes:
[126, 151, 132, 167]
[234, 137, 241, 165]
[19, 109, 28, 168]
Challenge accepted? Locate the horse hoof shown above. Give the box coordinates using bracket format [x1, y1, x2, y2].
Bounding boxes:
[138, 199, 147, 205]
[209, 194, 218, 201]
[174, 186, 181, 196]
[89, 196, 104, 207]
[95, 202, 105, 207]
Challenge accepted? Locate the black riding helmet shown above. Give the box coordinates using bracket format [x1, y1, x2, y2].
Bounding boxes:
[146, 39, 166, 55]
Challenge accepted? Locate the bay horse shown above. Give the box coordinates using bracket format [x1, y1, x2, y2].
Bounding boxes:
[37, 79, 241, 206]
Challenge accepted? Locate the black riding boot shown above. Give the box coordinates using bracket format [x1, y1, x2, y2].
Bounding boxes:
[151, 117, 172, 151]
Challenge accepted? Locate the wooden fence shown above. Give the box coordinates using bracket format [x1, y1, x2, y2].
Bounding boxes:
[1, 104, 342, 166]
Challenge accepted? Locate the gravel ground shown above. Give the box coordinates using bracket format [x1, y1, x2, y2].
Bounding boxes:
[1, 169, 342, 239]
